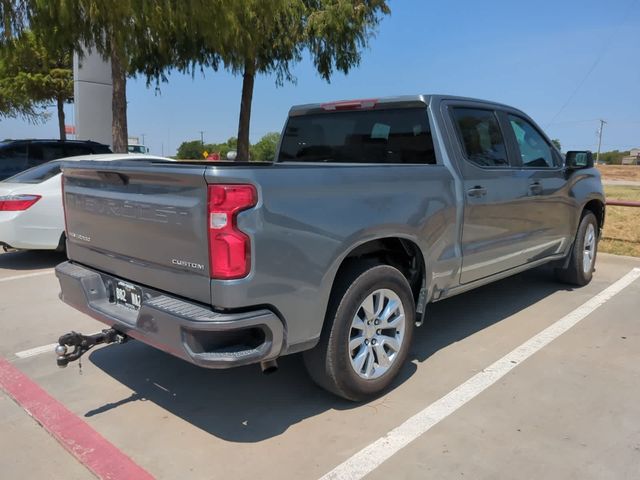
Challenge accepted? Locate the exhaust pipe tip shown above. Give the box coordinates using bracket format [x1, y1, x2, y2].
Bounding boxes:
[260, 359, 278, 375]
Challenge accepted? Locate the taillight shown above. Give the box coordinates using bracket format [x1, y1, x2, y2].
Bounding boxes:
[0, 195, 41, 211]
[208, 184, 257, 279]
[321, 98, 378, 111]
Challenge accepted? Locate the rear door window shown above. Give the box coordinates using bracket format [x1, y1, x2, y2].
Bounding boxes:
[278, 108, 436, 164]
[451, 108, 510, 168]
[0, 144, 29, 179]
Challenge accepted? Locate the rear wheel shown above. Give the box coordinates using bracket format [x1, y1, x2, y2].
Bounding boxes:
[556, 211, 599, 286]
[304, 263, 415, 401]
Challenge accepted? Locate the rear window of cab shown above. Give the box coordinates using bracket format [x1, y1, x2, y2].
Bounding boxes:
[278, 108, 437, 165]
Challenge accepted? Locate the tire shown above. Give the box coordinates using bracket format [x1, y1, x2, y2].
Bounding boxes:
[304, 262, 415, 401]
[556, 211, 599, 286]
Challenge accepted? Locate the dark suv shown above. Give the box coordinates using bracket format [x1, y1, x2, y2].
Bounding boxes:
[0, 139, 112, 180]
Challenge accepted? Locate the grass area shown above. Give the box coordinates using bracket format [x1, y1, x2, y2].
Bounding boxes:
[598, 165, 640, 182]
[605, 185, 640, 201]
[600, 185, 640, 257]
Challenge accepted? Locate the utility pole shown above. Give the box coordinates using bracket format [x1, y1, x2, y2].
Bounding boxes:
[199, 131, 204, 146]
[141, 133, 146, 145]
[596, 119, 607, 163]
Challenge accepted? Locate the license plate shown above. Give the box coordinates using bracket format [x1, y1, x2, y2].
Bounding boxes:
[115, 281, 142, 311]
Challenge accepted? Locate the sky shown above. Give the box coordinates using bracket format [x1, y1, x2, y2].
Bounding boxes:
[1, 0, 639, 156]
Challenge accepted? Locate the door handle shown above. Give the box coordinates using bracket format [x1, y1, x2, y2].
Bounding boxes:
[467, 186, 487, 198]
[528, 182, 543, 195]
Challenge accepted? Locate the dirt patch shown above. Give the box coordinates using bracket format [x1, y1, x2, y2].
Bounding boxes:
[600, 186, 640, 257]
[598, 165, 640, 182]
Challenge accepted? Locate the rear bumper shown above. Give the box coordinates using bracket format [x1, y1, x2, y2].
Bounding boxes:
[55, 261, 284, 368]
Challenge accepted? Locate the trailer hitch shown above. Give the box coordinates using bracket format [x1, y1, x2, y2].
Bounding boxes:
[55, 328, 128, 368]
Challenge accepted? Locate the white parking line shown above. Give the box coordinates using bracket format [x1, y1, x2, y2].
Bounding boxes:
[15, 343, 58, 359]
[0, 270, 55, 283]
[320, 267, 640, 480]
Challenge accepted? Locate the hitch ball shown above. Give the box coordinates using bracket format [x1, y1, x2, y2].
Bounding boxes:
[55, 344, 68, 356]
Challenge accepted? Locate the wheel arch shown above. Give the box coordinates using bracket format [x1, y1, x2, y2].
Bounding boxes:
[582, 198, 605, 234]
[328, 236, 427, 314]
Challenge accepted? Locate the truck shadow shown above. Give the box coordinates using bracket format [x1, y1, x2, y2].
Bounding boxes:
[88, 267, 571, 443]
[0, 250, 66, 270]
[412, 266, 569, 363]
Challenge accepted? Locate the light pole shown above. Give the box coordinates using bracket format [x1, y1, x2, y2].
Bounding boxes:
[141, 133, 146, 145]
[199, 131, 204, 146]
[596, 119, 607, 163]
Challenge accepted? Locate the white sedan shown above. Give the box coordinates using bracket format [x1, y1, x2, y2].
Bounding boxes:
[0, 154, 174, 251]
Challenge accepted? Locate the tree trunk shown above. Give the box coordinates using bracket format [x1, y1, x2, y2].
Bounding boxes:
[236, 61, 255, 162]
[57, 97, 66, 141]
[111, 50, 128, 153]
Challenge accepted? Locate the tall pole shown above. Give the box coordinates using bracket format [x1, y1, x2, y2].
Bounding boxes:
[199, 131, 204, 146]
[141, 133, 146, 145]
[596, 119, 607, 163]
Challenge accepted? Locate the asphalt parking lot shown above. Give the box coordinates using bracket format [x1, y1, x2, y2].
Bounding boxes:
[1, 251, 639, 480]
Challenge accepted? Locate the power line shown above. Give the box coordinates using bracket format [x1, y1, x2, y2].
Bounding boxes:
[549, 118, 640, 126]
[547, 119, 599, 126]
[546, 0, 639, 127]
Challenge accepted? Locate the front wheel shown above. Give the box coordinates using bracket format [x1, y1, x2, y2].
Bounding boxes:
[303, 263, 415, 401]
[556, 211, 599, 286]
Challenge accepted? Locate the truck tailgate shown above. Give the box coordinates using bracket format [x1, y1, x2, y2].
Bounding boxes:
[62, 161, 211, 304]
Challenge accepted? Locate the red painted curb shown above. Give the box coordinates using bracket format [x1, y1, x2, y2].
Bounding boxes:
[0, 357, 154, 480]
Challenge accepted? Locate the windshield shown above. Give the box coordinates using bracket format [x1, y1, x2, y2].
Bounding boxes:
[278, 107, 436, 164]
[2, 160, 62, 184]
[128, 145, 146, 154]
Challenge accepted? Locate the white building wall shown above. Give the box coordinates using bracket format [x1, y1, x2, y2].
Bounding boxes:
[73, 48, 113, 147]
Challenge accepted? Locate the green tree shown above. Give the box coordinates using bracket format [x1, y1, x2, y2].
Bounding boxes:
[186, 0, 390, 161]
[251, 132, 280, 162]
[176, 137, 239, 160]
[0, 0, 27, 42]
[551, 138, 561, 151]
[176, 140, 205, 160]
[598, 150, 629, 165]
[0, 76, 42, 123]
[207, 137, 238, 160]
[0, 30, 73, 139]
[30, 1, 133, 151]
[24, 0, 193, 152]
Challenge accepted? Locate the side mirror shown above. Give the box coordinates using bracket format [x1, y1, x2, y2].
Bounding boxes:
[565, 151, 594, 169]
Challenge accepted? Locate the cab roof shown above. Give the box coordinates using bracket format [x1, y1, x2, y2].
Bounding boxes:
[288, 94, 519, 116]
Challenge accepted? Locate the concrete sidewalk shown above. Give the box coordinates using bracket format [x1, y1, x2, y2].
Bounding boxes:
[1, 391, 91, 480]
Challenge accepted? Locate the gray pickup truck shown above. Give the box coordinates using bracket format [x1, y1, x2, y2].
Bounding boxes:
[55, 95, 605, 400]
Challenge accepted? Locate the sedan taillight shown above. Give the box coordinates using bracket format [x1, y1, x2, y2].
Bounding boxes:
[208, 184, 257, 279]
[0, 195, 42, 211]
